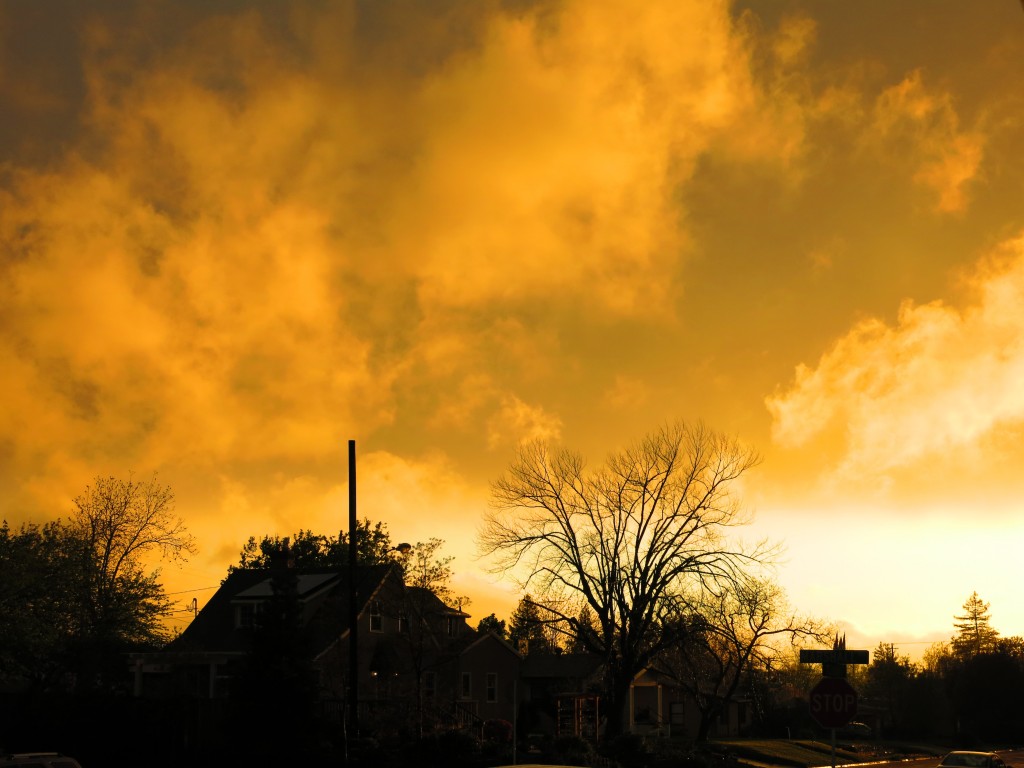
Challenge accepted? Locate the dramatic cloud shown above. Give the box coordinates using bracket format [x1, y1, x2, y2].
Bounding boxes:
[3, 0, 1024, 641]
[871, 70, 985, 214]
[0, 0, 785, 614]
[768, 233, 1024, 482]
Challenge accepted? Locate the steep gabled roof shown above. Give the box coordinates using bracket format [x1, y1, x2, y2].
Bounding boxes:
[168, 564, 393, 655]
[404, 586, 470, 618]
[459, 630, 522, 659]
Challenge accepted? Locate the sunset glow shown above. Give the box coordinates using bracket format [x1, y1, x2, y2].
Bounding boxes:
[3, 0, 1024, 656]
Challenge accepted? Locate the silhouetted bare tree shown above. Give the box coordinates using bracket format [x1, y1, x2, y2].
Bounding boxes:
[69, 473, 194, 687]
[479, 421, 772, 737]
[655, 575, 827, 741]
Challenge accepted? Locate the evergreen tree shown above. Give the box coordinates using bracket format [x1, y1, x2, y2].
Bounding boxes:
[508, 595, 550, 655]
[477, 613, 507, 638]
[865, 642, 917, 733]
[568, 605, 598, 654]
[952, 591, 999, 657]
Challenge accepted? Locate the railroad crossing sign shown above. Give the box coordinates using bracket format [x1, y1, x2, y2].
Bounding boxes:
[808, 676, 858, 729]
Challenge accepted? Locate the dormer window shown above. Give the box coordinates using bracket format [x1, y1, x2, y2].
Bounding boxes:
[446, 616, 456, 637]
[398, 612, 408, 633]
[370, 600, 383, 632]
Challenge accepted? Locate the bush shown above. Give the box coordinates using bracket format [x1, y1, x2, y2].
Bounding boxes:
[412, 729, 480, 768]
[483, 718, 513, 743]
[601, 733, 648, 768]
[554, 734, 595, 765]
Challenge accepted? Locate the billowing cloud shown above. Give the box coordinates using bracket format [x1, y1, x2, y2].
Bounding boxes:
[767, 233, 1024, 480]
[602, 375, 650, 410]
[486, 394, 563, 450]
[4, 1, 1024, 643]
[871, 70, 985, 214]
[0, 0, 759, 481]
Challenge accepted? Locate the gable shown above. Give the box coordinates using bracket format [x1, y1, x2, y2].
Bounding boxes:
[168, 565, 394, 655]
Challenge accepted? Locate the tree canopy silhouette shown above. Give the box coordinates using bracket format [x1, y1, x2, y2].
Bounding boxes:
[952, 591, 999, 657]
[479, 420, 772, 736]
[0, 473, 192, 690]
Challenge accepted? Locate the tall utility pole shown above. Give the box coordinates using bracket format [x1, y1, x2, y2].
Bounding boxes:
[348, 439, 359, 740]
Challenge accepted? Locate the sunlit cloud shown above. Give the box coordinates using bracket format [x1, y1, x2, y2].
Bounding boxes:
[3, 0, 1024, 645]
[486, 394, 563, 450]
[602, 375, 650, 410]
[871, 70, 984, 214]
[0, 0, 775, 503]
[767, 233, 1024, 481]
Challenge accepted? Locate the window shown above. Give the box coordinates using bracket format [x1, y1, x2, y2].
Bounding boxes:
[669, 701, 685, 725]
[486, 672, 497, 703]
[460, 672, 472, 699]
[398, 612, 408, 633]
[424, 671, 436, 699]
[235, 602, 262, 630]
[370, 600, 383, 632]
[446, 616, 455, 636]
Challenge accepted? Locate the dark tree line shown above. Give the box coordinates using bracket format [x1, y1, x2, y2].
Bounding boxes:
[0, 474, 191, 692]
[849, 593, 1024, 743]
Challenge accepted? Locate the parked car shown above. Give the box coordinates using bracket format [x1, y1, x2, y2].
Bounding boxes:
[839, 721, 872, 738]
[939, 751, 1010, 768]
[0, 753, 82, 768]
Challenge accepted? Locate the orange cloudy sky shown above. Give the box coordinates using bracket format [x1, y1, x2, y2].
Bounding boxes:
[3, 0, 1024, 654]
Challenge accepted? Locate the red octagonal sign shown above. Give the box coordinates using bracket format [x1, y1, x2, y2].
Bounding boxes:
[809, 677, 858, 729]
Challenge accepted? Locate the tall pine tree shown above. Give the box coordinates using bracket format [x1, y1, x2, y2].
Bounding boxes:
[952, 591, 999, 657]
[508, 595, 551, 655]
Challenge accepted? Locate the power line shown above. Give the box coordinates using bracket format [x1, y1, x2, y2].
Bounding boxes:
[890, 639, 947, 645]
[164, 585, 218, 596]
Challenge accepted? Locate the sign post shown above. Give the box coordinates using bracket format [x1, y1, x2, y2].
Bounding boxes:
[799, 636, 869, 768]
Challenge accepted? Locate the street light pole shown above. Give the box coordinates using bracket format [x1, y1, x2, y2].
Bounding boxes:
[348, 439, 358, 741]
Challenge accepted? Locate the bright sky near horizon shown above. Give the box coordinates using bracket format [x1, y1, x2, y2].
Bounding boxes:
[3, 0, 1024, 659]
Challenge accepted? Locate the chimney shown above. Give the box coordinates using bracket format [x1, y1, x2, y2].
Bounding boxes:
[268, 536, 293, 570]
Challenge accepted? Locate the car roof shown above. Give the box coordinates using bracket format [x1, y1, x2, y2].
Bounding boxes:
[0, 754, 81, 766]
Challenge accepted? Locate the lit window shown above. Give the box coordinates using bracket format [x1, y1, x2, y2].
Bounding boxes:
[370, 600, 383, 632]
[486, 673, 497, 703]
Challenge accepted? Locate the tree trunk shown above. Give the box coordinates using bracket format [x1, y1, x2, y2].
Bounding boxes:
[696, 705, 719, 743]
[602, 665, 635, 740]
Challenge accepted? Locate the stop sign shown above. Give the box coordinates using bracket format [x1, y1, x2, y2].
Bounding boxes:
[808, 677, 858, 728]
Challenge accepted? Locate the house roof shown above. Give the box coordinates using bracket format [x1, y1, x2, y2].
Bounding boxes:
[459, 630, 522, 659]
[405, 586, 471, 618]
[520, 652, 603, 681]
[168, 564, 394, 655]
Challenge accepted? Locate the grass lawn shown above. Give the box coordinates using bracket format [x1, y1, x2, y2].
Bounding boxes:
[713, 738, 947, 767]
